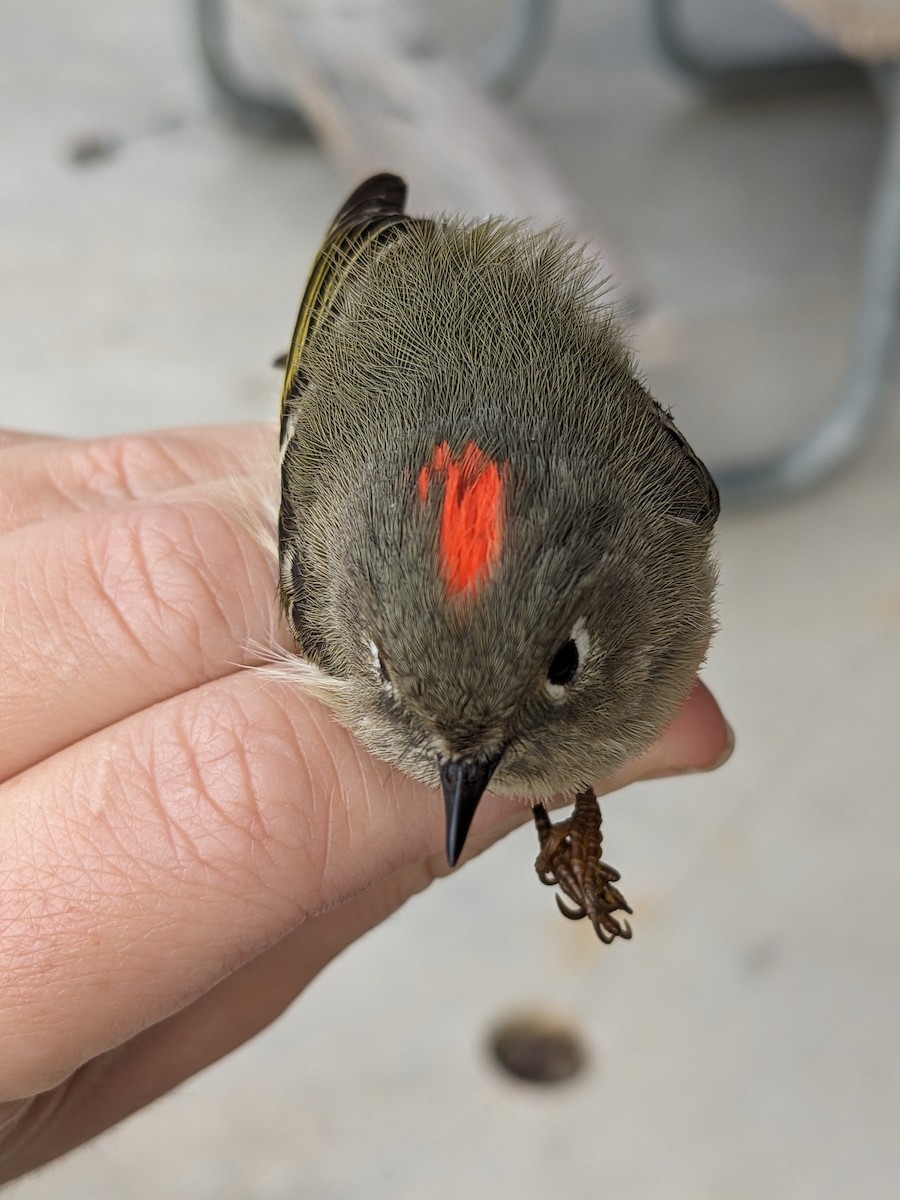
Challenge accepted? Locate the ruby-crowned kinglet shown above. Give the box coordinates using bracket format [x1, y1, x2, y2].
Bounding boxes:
[277, 174, 718, 941]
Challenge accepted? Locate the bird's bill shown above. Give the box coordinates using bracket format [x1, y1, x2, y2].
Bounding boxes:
[439, 749, 506, 867]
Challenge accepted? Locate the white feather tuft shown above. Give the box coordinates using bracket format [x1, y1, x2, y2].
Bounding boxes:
[244, 636, 349, 707]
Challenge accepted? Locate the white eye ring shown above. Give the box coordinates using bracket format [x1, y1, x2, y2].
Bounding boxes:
[544, 618, 590, 701]
[368, 640, 394, 694]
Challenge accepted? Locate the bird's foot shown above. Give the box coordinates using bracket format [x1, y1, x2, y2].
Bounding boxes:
[533, 789, 633, 944]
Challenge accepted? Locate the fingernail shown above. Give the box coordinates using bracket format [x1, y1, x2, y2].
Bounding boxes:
[705, 720, 736, 771]
[685, 719, 735, 775]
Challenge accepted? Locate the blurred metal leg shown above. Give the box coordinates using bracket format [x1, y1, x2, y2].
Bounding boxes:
[194, 0, 311, 136]
[195, 0, 555, 119]
[648, 0, 861, 93]
[717, 65, 900, 505]
[482, 0, 555, 100]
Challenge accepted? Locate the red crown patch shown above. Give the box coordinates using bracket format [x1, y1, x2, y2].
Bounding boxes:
[417, 441, 508, 597]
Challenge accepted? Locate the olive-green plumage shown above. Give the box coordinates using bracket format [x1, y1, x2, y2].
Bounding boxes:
[278, 174, 718, 863]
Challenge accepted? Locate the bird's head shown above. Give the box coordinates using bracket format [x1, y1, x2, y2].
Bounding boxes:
[319, 430, 716, 866]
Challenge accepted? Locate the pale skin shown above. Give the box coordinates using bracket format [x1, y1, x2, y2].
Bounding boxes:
[0, 424, 732, 1182]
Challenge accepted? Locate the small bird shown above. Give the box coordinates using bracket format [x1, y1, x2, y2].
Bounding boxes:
[277, 174, 718, 942]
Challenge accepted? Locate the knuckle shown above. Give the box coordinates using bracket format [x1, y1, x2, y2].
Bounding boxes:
[0, 691, 317, 1092]
[145, 687, 323, 902]
[79, 433, 189, 504]
[82, 500, 254, 672]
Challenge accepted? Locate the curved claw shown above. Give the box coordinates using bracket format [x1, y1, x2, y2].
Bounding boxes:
[555, 894, 587, 920]
[591, 915, 633, 943]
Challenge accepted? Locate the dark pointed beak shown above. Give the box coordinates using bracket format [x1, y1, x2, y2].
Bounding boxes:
[439, 748, 506, 868]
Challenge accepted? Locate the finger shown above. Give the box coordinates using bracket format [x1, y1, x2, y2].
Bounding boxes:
[0, 671, 728, 1101]
[609, 677, 733, 784]
[501, 677, 732, 820]
[0, 476, 279, 780]
[0, 670, 440, 1098]
[0, 866, 428, 1180]
[0, 681, 731, 1170]
[455, 677, 732, 859]
[0, 424, 273, 534]
[0, 430, 67, 451]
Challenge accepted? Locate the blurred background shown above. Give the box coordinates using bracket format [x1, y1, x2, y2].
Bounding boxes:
[2, 1, 899, 1197]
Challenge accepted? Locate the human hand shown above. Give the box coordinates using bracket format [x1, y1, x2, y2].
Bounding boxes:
[0, 424, 731, 1181]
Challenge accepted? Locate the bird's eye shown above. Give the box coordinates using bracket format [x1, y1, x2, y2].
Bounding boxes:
[544, 619, 590, 699]
[548, 639, 579, 686]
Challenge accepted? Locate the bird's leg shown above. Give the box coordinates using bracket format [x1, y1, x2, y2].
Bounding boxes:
[533, 789, 633, 944]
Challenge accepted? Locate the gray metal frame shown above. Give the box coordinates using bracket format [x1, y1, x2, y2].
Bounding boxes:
[194, 0, 555, 127]
[648, 0, 861, 93]
[717, 65, 900, 504]
[481, 0, 554, 100]
[650, 0, 900, 504]
[194, 0, 311, 135]
[195, 0, 899, 505]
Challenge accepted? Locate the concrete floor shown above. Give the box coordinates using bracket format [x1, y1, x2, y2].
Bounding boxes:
[3, 2, 899, 1198]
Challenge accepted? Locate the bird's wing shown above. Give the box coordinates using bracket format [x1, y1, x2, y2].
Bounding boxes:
[654, 400, 721, 529]
[279, 173, 411, 448]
